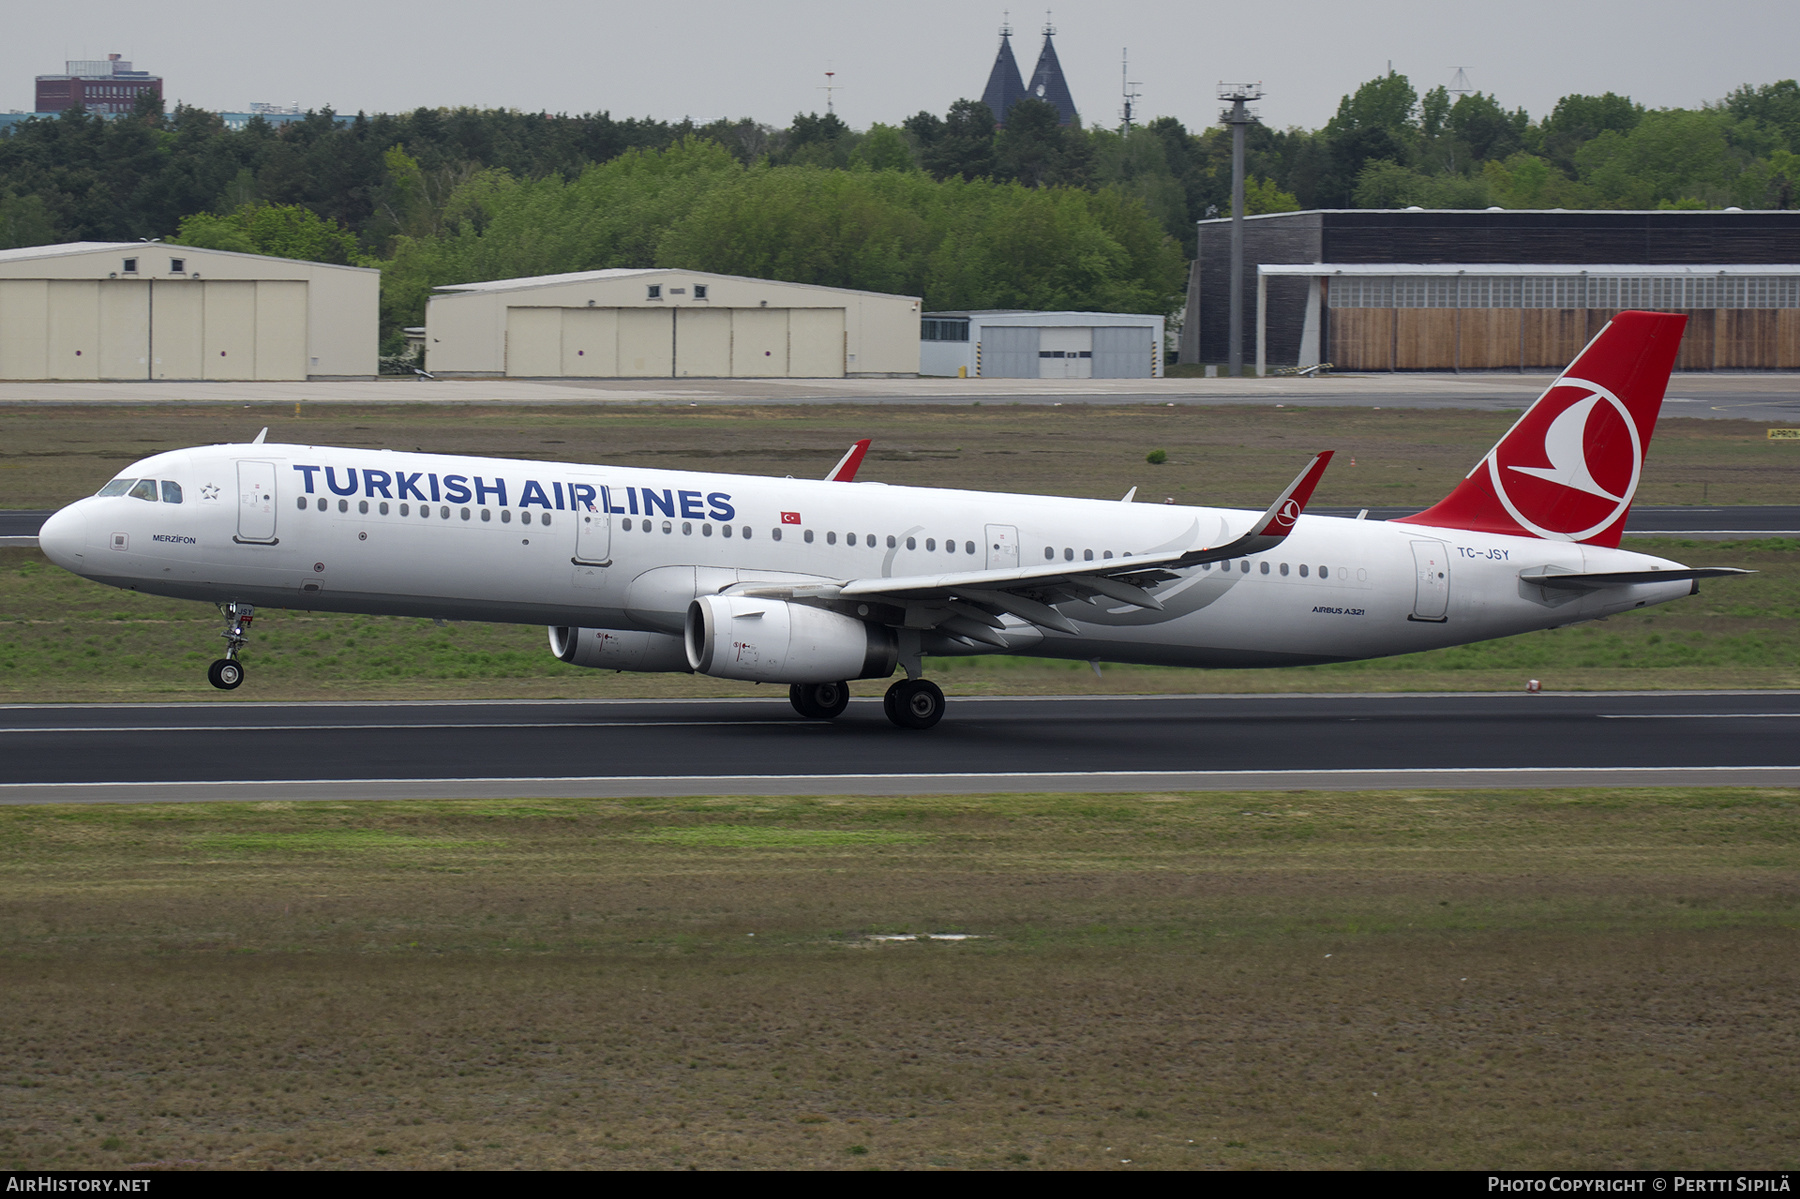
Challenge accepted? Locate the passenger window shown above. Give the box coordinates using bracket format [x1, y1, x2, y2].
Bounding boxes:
[742, 526, 752, 540]
[400, 503, 411, 516]
[945, 540, 956, 554]
[129, 479, 158, 501]
[295, 496, 307, 510]
[682, 522, 692, 535]
[907, 537, 916, 550]
[845, 533, 856, 546]
[520, 511, 531, 525]
[1103, 550, 1113, 559]
[623, 518, 633, 531]
[1084, 549, 1094, 562]
[501, 510, 512, 524]
[1044, 547, 1054, 560]
[316, 497, 326, 511]
[804, 529, 815, 543]
[1318, 565, 1327, 577]
[1240, 561, 1250, 573]
[721, 524, 732, 538]
[1260, 561, 1270, 575]
[771, 528, 781, 541]
[1280, 562, 1290, 576]
[460, 508, 470, 521]
[965, 541, 975, 555]
[480, 509, 490, 521]
[1299, 564, 1309, 577]
[380, 502, 390, 515]
[441, 506, 450, 519]
[887, 535, 897, 549]
[662, 520, 673, 533]
[97, 478, 134, 497]
[1063, 548, 1073, 561]
[702, 523, 713, 537]
[161, 481, 183, 504]
[827, 532, 837, 545]
[926, 539, 936, 551]
[359, 500, 369, 514]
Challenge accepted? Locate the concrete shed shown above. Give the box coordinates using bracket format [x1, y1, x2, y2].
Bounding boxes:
[921, 311, 1165, 379]
[424, 268, 921, 379]
[0, 242, 378, 380]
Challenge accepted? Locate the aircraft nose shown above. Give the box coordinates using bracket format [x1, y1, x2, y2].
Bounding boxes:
[36, 503, 89, 570]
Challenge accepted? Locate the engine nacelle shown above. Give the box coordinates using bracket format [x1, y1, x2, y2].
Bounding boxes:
[548, 626, 691, 673]
[684, 595, 897, 683]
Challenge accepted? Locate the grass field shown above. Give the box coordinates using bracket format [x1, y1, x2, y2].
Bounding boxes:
[2, 788, 1795, 1170]
[2, 400, 1797, 700]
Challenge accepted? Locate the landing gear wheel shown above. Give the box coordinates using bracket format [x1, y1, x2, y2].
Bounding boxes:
[208, 658, 244, 690]
[789, 681, 850, 720]
[884, 679, 945, 729]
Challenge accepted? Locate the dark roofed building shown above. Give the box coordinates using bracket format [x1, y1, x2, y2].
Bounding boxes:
[1183, 208, 1800, 372]
[1025, 23, 1077, 126]
[980, 25, 1028, 127]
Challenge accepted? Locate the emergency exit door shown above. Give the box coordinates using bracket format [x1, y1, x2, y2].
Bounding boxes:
[986, 524, 1020, 569]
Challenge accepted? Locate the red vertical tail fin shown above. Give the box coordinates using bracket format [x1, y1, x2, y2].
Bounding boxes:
[1394, 310, 1687, 547]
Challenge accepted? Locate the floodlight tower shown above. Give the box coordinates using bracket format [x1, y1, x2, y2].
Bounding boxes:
[1219, 82, 1263, 375]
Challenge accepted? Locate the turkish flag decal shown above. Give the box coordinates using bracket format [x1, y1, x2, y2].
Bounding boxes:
[780, 512, 802, 525]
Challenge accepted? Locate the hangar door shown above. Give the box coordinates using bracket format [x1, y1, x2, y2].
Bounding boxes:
[0, 278, 307, 381]
[1092, 325, 1154, 378]
[505, 306, 846, 378]
[979, 326, 1040, 378]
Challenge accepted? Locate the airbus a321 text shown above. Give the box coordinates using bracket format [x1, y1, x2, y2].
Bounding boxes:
[37, 311, 1749, 729]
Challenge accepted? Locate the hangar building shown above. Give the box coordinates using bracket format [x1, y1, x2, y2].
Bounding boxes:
[0, 242, 378, 380]
[1182, 209, 1800, 371]
[424, 269, 921, 379]
[920, 310, 1165, 378]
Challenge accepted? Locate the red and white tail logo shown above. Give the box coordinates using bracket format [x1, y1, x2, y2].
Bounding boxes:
[1395, 310, 1686, 547]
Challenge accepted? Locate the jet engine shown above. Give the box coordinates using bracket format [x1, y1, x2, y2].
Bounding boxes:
[548, 626, 691, 673]
[684, 595, 897, 684]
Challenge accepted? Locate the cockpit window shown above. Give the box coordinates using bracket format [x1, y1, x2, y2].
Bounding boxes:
[97, 478, 135, 497]
[160, 480, 183, 504]
[127, 479, 159, 502]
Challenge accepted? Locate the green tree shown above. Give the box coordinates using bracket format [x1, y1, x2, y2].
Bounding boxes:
[849, 124, 916, 172]
[920, 100, 997, 182]
[995, 97, 1089, 188]
[171, 202, 366, 263]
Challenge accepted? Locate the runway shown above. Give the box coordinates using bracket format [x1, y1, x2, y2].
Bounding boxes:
[4, 692, 1797, 803]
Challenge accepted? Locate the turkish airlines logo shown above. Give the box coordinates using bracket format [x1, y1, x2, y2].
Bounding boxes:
[1273, 498, 1302, 530]
[1486, 377, 1642, 542]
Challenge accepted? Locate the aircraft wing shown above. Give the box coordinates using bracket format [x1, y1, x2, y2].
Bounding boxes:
[729, 452, 1333, 643]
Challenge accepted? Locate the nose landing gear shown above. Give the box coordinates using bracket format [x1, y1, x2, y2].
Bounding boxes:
[208, 601, 254, 690]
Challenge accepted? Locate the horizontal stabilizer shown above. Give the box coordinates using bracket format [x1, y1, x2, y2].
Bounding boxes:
[1519, 566, 1754, 589]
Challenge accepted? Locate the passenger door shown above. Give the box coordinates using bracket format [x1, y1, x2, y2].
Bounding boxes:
[235, 460, 278, 544]
[1409, 540, 1450, 622]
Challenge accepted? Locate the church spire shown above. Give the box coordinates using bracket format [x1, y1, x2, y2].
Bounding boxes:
[1026, 17, 1078, 126]
[980, 17, 1028, 127]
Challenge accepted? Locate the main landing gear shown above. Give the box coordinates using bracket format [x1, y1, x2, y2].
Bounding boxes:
[788, 678, 947, 728]
[884, 678, 946, 730]
[207, 601, 254, 691]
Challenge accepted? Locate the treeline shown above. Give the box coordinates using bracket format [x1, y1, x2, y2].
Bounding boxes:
[2, 74, 1798, 348]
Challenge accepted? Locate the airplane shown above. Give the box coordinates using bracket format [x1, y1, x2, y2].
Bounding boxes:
[35, 310, 1749, 729]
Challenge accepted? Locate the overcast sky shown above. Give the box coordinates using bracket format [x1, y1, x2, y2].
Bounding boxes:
[8, 0, 1797, 134]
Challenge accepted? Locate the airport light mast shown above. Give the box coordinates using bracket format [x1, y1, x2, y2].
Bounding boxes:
[1219, 82, 1263, 376]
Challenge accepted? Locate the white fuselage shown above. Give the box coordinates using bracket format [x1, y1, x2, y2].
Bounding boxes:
[38, 442, 1695, 670]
